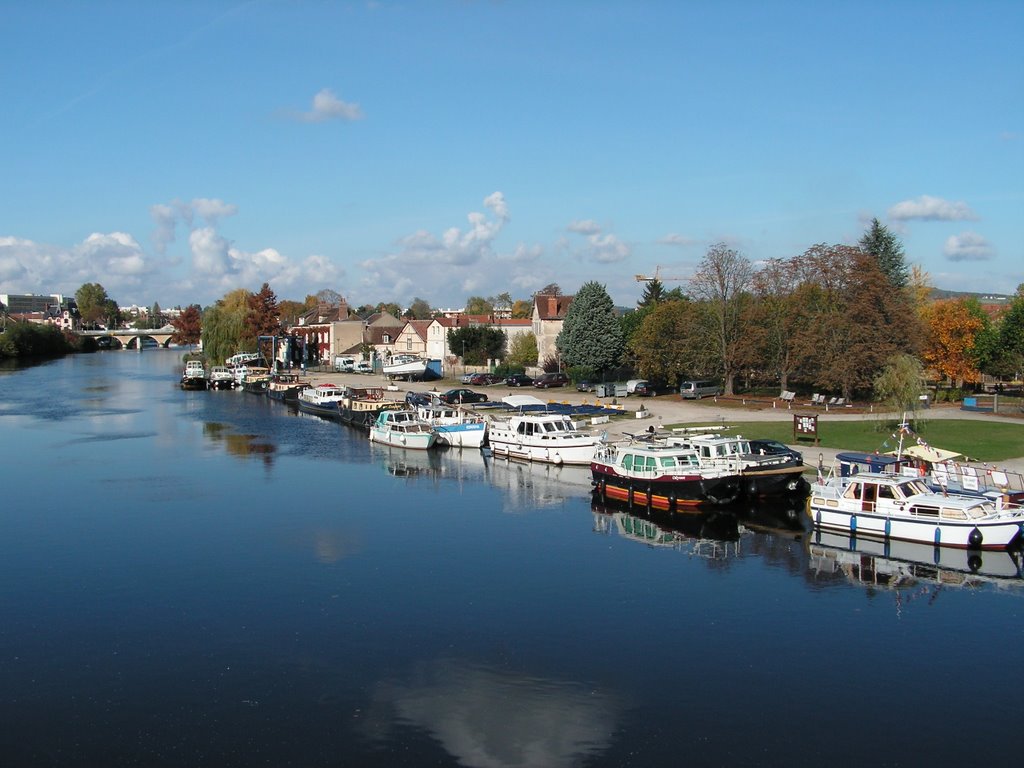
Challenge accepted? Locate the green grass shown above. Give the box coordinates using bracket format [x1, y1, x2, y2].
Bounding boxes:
[662, 419, 1024, 462]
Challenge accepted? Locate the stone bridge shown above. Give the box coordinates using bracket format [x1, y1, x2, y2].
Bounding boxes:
[79, 327, 176, 349]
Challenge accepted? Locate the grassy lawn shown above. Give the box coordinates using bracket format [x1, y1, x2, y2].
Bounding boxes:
[661, 418, 1024, 462]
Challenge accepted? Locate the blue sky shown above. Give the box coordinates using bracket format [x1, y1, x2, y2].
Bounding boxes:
[2, 0, 1021, 310]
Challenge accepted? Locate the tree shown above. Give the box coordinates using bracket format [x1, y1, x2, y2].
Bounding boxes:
[201, 289, 252, 363]
[75, 283, 120, 329]
[994, 285, 1024, 379]
[859, 218, 909, 289]
[688, 243, 754, 395]
[537, 283, 561, 296]
[920, 298, 985, 388]
[149, 302, 163, 329]
[277, 300, 307, 326]
[490, 292, 513, 316]
[464, 296, 494, 315]
[556, 281, 623, 374]
[375, 302, 402, 318]
[170, 304, 202, 347]
[873, 354, 926, 418]
[628, 300, 705, 384]
[448, 326, 506, 365]
[407, 297, 433, 320]
[510, 299, 533, 319]
[314, 288, 343, 307]
[248, 283, 281, 339]
[506, 331, 539, 369]
[637, 278, 666, 308]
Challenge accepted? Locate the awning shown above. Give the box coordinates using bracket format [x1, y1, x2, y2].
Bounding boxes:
[887, 445, 962, 463]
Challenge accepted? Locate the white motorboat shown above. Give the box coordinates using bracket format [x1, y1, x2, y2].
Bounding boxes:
[208, 365, 235, 390]
[180, 360, 207, 390]
[369, 409, 437, 450]
[416, 404, 487, 449]
[488, 395, 603, 466]
[807, 471, 1024, 550]
[297, 383, 348, 419]
[382, 354, 429, 379]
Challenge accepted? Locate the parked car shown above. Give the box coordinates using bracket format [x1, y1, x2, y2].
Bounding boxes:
[405, 391, 434, 407]
[631, 381, 655, 396]
[439, 388, 488, 404]
[576, 380, 595, 392]
[505, 373, 534, 387]
[460, 372, 476, 384]
[679, 379, 722, 398]
[355, 361, 373, 374]
[533, 372, 569, 389]
[468, 372, 502, 385]
[748, 439, 803, 464]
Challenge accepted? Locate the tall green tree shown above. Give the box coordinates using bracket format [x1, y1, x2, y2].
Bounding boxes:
[201, 289, 252, 363]
[859, 217, 909, 289]
[556, 281, 623, 374]
[873, 353, 926, 418]
[637, 278, 666, 308]
[688, 243, 754, 395]
[993, 285, 1024, 379]
[628, 299, 705, 384]
[464, 296, 494, 315]
[447, 326, 506, 365]
[75, 282, 120, 328]
[506, 331, 539, 369]
[407, 297, 433, 320]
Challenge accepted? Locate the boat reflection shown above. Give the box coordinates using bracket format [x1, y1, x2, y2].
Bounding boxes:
[369, 444, 595, 508]
[807, 528, 1024, 594]
[592, 496, 807, 560]
[202, 421, 276, 466]
[363, 658, 620, 768]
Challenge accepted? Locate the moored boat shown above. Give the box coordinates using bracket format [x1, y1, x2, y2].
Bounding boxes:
[807, 471, 1024, 550]
[297, 383, 348, 419]
[207, 365, 236, 390]
[240, 367, 272, 394]
[337, 386, 403, 430]
[369, 409, 437, 450]
[180, 360, 207, 390]
[488, 395, 603, 466]
[266, 372, 309, 402]
[416, 404, 487, 448]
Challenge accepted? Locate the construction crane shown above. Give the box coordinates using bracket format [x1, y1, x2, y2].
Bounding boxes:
[634, 266, 687, 282]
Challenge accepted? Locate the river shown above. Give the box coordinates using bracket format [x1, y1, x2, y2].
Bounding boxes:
[1, 349, 1021, 767]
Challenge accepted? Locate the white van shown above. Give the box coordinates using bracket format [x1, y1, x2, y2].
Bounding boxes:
[333, 356, 356, 372]
[679, 380, 722, 399]
[626, 379, 648, 394]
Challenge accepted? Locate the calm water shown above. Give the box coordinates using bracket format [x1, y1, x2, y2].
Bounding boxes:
[1, 350, 1022, 767]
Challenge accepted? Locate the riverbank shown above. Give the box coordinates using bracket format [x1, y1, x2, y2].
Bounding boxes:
[295, 369, 1024, 473]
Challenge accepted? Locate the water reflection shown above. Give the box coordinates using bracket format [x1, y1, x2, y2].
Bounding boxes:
[368, 444, 595, 509]
[365, 658, 620, 768]
[807, 529, 1024, 597]
[592, 497, 807, 561]
[203, 421, 277, 466]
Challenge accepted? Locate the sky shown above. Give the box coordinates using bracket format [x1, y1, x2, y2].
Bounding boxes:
[1, 1, 1022, 311]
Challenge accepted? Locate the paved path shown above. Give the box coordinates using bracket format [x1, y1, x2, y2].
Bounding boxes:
[302, 370, 1024, 472]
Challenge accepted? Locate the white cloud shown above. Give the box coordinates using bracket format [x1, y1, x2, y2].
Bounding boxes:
[888, 195, 977, 222]
[150, 198, 237, 255]
[584, 233, 630, 264]
[943, 231, 994, 261]
[295, 88, 364, 123]
[657, 233, 697, 247]
[567, 219, 601, 235]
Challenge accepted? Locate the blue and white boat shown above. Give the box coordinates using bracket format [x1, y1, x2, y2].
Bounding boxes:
[416, 404, 487, 449]
[297, 383, 347, 419]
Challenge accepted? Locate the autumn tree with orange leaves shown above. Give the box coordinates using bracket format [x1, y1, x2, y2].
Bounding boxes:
[920, 298, 985, 387]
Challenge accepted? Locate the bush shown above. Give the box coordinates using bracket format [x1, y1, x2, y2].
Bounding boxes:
[566, 365, 594, 385]
[0, 323, 74, 358]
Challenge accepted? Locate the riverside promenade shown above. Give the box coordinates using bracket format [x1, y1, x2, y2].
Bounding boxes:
[299, 369, 1024, 473]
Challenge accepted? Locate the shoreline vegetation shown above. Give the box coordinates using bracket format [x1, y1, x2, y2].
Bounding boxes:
[0, 323, 97, 359]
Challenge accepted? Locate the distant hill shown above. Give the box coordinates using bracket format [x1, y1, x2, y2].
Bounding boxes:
[929, 288, 1013, 304]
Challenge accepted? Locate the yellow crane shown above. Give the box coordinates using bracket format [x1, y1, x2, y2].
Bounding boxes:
[634, 266, 687, 282]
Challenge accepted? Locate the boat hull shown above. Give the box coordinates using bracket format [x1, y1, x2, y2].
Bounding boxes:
[807, 502, 1024, 550]
[489, 433, 598, 465]
[591, 469, 746, 509]
[369, 428, 436, 450]
[180, 376, 207, 391]
[433, 422, 487, 449]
